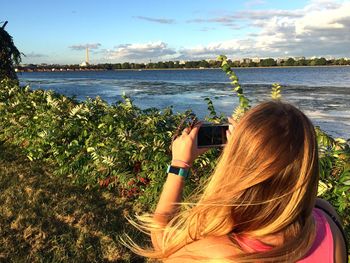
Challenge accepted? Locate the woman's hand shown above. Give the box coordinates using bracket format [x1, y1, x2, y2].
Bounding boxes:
[171, 123, 207, 168]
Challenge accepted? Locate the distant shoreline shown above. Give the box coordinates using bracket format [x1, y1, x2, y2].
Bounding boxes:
[16, 64, 350, 73]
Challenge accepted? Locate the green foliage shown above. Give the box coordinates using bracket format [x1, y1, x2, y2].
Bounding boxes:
[311, 57, 328, 66]
[15, 57, 350, 73]
[316, 128, 350, 243]
[1, 54, 349, 255]
[203, 97, 226, 123]
[271, 83, 282, 100]
[217, 55, 250, 120]
[282, 57, 296, 66]
[0, 78, 217, 209]
[259, 58, 277, 67]
[0, 21, 22, 80]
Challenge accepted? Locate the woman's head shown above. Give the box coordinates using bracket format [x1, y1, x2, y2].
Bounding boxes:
[201, 101, 319, 233]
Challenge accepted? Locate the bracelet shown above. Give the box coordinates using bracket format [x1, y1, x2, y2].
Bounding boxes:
[167, 165, 190, 178]
[172, 159, 191, 168]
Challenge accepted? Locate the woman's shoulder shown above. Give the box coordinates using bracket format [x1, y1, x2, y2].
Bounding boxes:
[323, 213, 347, 263]
[314, 199, 347, 263]
[164, 235, 239, 262]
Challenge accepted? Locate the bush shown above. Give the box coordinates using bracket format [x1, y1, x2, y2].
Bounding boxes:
[0, 56, 349, 252]
[0, 78, 220, 208]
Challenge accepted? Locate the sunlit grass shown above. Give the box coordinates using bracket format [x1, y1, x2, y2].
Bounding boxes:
[0, 142, 148, 262]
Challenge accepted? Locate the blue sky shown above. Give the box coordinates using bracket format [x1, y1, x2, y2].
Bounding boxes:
[2, 0, 350, 64]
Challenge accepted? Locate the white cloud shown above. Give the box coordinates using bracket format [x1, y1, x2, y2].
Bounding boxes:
[105, 41, 177, 62]
[296, 2, 350, 34]
[83, 0, 350, 62]
[24, 52, 48, 58]
[187, 18, 242, 29]
[187, 9, 302, 28]
[180, 0, 350, 59]
[235, 9, 303, 20]
[69, 43, 101, 51]
[134, 16, 175, 24]
[304, 0, 342, 11]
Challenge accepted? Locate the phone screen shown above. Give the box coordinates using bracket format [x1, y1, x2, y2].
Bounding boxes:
[197, 124, 229, 148]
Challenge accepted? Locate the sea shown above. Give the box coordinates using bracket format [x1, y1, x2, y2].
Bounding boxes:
[17, 66, 350, 139]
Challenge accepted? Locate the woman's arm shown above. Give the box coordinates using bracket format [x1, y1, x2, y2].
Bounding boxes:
[151, 173, 185, 250]
[151, 124, 207, 250]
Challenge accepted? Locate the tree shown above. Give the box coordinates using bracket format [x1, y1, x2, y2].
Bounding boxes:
[166, 61, 175, 68]
[156, 61, 166, 68]
[259, 58, 276, 67]
[295, 59, 307, 66]
[336, 58, 348, 65]
[198, 60, 209, 68]
[310, 57, 327, 66]
[122, 62, 130, 69]
[248, 61, 257, 67]
[284, 57, 296, 66]
[0, 21, 22, 80]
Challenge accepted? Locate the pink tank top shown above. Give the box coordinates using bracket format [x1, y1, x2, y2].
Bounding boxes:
[234, 208, 334, 262]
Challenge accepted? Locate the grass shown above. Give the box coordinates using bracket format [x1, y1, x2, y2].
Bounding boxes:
[0, 141, 149, 263]
[0, 137, 348, 262]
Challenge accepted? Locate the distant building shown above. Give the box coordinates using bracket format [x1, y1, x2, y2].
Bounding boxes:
[252, 57, 261, 63]
[80, 61, 89, 67]
[240, 58, 252, 64]
[276, 58, 285, 65]
[294, 56, 305, 61]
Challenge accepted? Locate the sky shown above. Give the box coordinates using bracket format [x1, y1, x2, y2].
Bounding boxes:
[1, 0, 350, 64]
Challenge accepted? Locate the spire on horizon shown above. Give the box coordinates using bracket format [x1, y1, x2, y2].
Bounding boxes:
[80, 47, 90, 67]
[86, 47, 89, 64]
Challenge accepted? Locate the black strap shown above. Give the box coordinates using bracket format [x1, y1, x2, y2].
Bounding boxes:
[314, 205, 349, 258]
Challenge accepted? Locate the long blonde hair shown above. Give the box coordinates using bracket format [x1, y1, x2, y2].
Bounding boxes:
[125, 101, 319, 262]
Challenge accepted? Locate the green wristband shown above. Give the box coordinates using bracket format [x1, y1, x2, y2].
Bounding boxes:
[166, 165, 190, 178]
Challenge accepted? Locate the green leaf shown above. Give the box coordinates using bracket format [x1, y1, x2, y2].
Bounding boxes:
[342, 180, 350, 186]
[87, 147, 95, 153]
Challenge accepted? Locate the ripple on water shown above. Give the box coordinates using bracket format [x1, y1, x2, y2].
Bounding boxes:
[18, 70, 350, 139]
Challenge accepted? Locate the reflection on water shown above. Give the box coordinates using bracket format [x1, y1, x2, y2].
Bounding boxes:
[18, 68, 350, 139]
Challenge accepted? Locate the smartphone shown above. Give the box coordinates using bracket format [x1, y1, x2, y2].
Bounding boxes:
[197, 123, 229, 148]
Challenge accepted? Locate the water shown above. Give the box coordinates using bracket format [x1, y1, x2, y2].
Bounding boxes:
[17, 67, 350, 139]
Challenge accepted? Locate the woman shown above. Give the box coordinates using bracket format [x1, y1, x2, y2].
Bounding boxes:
[126, 101, 347, 262]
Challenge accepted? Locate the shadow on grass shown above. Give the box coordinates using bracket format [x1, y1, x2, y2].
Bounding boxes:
[0, 142, 149, 263]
